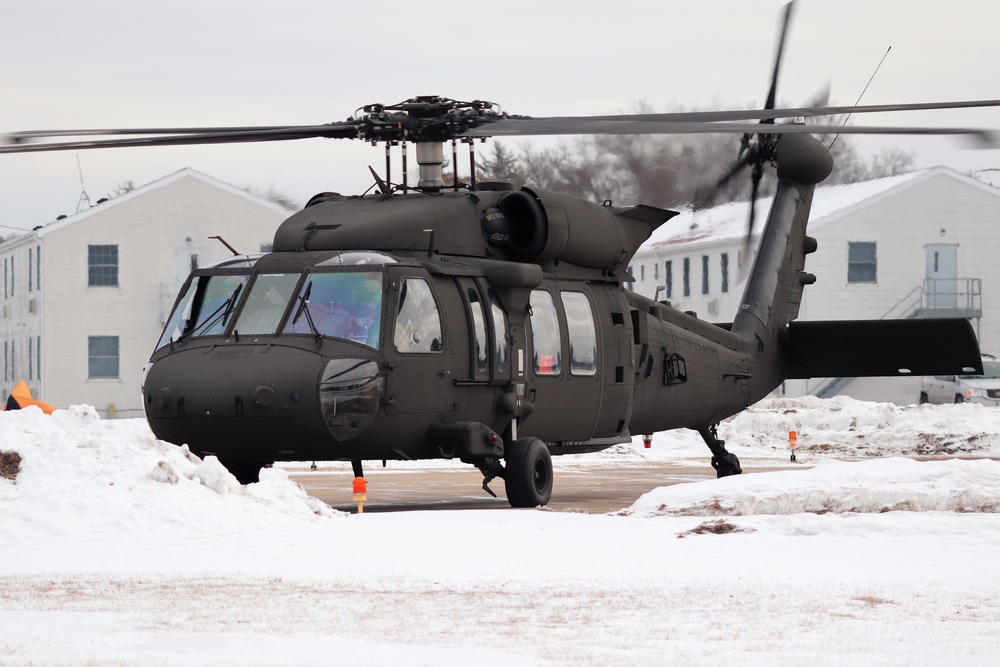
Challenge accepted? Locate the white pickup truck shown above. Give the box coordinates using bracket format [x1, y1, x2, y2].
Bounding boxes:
[920, 354, 1000, 405]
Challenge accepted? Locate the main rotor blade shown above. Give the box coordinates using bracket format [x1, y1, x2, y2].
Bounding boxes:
[4, 125, 306, 140]
[6, 99, 997, 143]
[0, 124, 362, 154]
[465, 118, 999, 147]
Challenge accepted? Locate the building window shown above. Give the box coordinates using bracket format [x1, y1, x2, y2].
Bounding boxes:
[88, 336, 120, 379]
[3, 257, 6, 298]
[682, 258, 691, 297]
[640, 265, 645, 282]
[665, 261, 673, 299]
[36, 335, 40, 381]
[28, 248, 32, 292]
[88, 244, 119, 287]
[847, 242, 878, 284]
[28, 337, 32, 380]
[36, 246, 41, 290]
[721, 253, 730, 293]
[653, 263, 659, 281]
[701, 255, 710, 295]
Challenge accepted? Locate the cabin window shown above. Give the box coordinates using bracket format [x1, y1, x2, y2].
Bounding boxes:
[489, 289, 508, 373]
[529, 289, 561, 376]
[394, 278, 443, 353]
[88, 244, 119, 287]
[234, 273, 300, 335]
[847, 242, 878, 284]
[88, 335, 120, 380]
[284, 272, 382, 348]
[721, 253, 730, 293]
[665, 261, 673, 299]
[467, 287, 489, 375]
[561, 291, 597, 376]
[701, 255, 710, 295]
[682, 257, 691, 297]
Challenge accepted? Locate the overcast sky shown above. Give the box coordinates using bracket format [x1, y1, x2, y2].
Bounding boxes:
[2, 0, 998, 229]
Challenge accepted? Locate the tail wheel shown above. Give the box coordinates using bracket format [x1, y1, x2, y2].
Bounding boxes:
[504, 437, 553, 508]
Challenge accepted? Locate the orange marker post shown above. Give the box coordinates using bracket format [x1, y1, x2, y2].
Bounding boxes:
[352, 476, 368, 514]
[788, 430, 797, 462]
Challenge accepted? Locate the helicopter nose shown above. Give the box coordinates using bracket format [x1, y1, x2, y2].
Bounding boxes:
[144, 344, 384, 457]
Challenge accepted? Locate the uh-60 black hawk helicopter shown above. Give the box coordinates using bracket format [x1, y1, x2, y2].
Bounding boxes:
[3, 4, 995, 507]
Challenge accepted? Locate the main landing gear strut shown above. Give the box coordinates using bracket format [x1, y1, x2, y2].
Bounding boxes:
[697, 424, 742, 478]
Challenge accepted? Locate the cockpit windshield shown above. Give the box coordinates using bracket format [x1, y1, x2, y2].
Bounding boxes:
[232, 273, 301, 335]
[155, 273, 249, 349]
[284, 271, 383, 348]
[154, 267, 386, 351]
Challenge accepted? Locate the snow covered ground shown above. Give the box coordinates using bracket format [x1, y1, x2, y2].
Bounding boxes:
[3, 398, 1000, 666]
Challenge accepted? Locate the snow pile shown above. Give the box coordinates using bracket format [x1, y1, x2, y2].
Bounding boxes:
[3, 399, 1000, 664]
[560, 396, 1000, 466]
[720, 396, 1000, 458]
[624, 457, 1000, 517]
[0, 404, 342, 533]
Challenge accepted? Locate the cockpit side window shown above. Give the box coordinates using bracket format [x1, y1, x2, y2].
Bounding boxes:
[467, 286, 489, 376]
[489, 289, 508, 374]
[393, 278, 443, 353]
[284, 271, 383, 349]
[233, 273, 300, 335]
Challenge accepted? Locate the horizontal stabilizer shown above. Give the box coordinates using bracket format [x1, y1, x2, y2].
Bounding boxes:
[783, 319, 982, 379]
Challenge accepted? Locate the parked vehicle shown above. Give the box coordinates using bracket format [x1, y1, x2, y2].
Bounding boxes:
[920, 354, 1000, 405]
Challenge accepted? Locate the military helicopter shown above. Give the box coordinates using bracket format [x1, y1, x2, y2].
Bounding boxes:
[2, 3, 994, 507]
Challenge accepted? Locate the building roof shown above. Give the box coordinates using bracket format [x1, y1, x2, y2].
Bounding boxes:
[638, 166, 1000, 255]
[0, 168, 289, 249]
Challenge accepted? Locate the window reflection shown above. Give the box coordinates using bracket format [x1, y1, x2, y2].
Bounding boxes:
[394, 278, 443, 353]
[529, 289, 561, 375]
[233, 273, 300, 335]
[489, 289, 508, 374]
[284, 272, 383, 348]
[561, 291, 598, 376]
[468, 288, 489, 374]
[156, 273, 249, 349]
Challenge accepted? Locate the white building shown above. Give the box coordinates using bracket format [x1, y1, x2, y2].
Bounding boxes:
[0, 168, 288, 416]
[629, 166, 1000, 404]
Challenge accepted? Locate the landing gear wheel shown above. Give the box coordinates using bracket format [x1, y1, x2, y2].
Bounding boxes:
[220, 461, 269, 485]
[504, 437, 553, 508]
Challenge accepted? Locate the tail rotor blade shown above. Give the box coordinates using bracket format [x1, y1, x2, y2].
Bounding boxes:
[764, 1, 796, 115]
